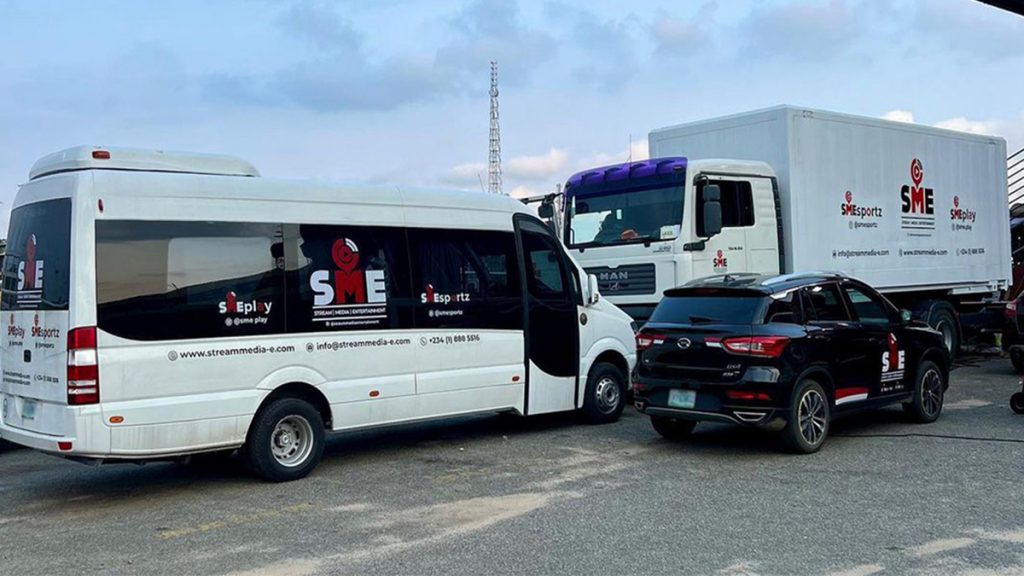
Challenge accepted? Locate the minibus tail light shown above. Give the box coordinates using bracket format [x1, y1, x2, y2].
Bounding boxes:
[67, 326, 99, 405]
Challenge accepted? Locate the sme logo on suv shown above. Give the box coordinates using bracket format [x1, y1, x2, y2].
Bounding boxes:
[633, 273, 950, 453]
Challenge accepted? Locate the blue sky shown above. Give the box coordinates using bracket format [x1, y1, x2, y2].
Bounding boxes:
[0, 0, 1021, 232]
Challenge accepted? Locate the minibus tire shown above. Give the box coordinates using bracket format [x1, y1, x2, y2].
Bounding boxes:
[582, 362, 626, 424]
[242, 398, 325, 482]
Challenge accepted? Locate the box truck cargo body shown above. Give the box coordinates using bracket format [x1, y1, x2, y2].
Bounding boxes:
[650, 106, 1010, 293]
[563, 106, 1011, 351]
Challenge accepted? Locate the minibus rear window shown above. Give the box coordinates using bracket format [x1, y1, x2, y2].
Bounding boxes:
[1, 199, 72, 311]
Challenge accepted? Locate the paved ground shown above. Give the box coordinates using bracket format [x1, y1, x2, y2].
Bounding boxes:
[2, 358, 1023, 576]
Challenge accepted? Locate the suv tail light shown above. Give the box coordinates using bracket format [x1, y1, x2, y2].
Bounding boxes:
[722, 336, 790, 358]
[636, 333, 667, 351]
[67, 326, 99, 405]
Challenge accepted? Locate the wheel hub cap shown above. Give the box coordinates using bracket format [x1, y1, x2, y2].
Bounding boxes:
[922, 369, 943, 416]
[595, 376, 620, 414]
[798, 390, 826, 445]
[270, 415, 314, 468]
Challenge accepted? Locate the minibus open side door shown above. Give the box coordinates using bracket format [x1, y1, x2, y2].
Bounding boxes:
[514, 216, 580, 415]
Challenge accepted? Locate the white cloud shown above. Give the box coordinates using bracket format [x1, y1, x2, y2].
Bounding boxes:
[575, 140, 649, 171]
[508, 184, 541, 199]
[505, 148, 568, 181]
[877, 110, 1024, 150]
[933, 117, 998, 136]
[441, 161, 487, 187]
[883, 109, 915, 123]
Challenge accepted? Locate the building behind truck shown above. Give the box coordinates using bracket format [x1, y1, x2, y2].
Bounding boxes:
[562, 106, 1011, 352]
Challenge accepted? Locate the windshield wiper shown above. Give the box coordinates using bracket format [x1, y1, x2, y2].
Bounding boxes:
[620, 234, 657, 247]
[571, 240, 607, 251]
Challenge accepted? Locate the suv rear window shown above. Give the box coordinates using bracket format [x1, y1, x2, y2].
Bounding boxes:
[650, 289, 767, 324]
[1, 198, 72, 311]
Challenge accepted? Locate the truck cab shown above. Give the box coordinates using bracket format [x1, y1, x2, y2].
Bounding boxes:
[563, 157, 782, 322]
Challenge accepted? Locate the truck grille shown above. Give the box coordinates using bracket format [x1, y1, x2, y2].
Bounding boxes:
[585, 264, 657, 296]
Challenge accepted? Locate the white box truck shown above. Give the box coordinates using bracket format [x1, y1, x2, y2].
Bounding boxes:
[561, 106, 1011, 352]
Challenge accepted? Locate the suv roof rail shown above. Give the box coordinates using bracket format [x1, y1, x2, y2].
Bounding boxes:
[760, 270, 846, 285]
[683, 272, 763, 286]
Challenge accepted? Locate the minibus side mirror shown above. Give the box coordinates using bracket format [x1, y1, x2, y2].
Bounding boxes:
[703, 184, 723, 238]
[586, 274, 600, 306]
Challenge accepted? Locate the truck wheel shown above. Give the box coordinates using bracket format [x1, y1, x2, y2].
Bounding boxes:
[904, 360, 945, 423]
[1011, 393, 1024, 415]
[780, 379, 830, 454]
[929, 306, 959, 355]
[582, 362, 626, 424]
[242, 398, 325, 482]
[651, 416, 697, 440]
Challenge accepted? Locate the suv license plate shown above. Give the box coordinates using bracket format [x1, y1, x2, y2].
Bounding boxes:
[668, 389, 696, 409]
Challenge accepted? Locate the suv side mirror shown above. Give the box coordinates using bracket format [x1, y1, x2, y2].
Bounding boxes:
[702, 184, 723, 238]
[586, 273, 600, 305]
[900, 309, 913, 325]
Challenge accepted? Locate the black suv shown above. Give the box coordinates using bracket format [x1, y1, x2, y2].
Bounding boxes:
[633, 273, 950, 453]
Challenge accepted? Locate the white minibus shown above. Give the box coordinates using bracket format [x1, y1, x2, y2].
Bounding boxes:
[0, 146, 637, 482]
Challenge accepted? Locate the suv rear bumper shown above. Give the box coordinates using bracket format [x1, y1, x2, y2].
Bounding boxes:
[637, 402, 787, 431]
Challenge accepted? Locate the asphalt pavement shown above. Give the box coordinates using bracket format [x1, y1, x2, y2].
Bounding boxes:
[1, 357, 1023, 576]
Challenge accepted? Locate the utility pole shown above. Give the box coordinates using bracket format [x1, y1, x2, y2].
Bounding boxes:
[488, 60, 503, 195]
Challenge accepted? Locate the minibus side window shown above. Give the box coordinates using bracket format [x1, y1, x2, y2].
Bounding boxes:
[407, 229, 522, 330]
[96, 221, 285, 340]
[283, 224, 413, 333]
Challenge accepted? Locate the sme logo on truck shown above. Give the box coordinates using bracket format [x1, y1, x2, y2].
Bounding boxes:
[900, 158, 936, 236]
[310, 238, 388, 328]
[840, 190, 883, 229]
[949, 195, 976, 231]
[712, 250, 728, 272]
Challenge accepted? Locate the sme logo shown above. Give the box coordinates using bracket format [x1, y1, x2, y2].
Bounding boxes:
[7, 314, 25, 339]
[841, 190, 883, 219]
[712, 250, 728, 271]
[900, 158, 935, 216]
[949, 195, 976, 224]
[17, 234, 44, 291]
[30, 314, 60, 339]
[218, 291, 273, 316]
[310, 238, 387, 306]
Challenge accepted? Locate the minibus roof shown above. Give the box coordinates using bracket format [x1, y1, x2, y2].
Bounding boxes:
[29, 146, 260, 181]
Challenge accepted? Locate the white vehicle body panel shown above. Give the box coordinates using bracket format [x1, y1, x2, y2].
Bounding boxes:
[0, 147, 636, 459]
[650, 106, 1011, 295]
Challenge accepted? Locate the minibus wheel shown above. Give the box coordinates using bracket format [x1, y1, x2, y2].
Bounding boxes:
[242, 398, 326, 482]
[582, 362, 626, 424]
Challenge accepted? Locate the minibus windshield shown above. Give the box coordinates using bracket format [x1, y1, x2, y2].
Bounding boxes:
[1, 198, 72, 311]
[567, 185, 683, 248]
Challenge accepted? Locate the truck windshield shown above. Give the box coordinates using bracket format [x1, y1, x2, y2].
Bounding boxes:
[567, 185, 683, 248]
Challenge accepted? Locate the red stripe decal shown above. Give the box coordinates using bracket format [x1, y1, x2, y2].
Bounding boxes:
[835, 387, 869, 400]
